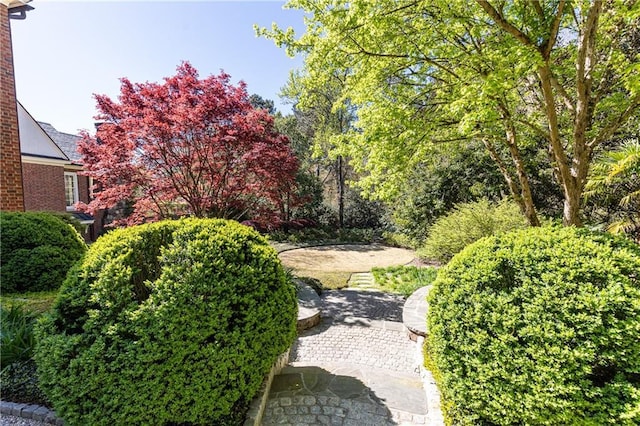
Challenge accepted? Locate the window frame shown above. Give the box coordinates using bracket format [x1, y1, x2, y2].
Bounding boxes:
[64, 171, 79, 211]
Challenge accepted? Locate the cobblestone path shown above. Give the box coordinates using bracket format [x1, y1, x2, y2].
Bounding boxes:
[262, 289, 429, 425]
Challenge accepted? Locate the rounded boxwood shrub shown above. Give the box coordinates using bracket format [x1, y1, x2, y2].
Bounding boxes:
[425, 226, 640, 425]
[35, 218, 297, 426]
[0, 211, 87, 293]
[418, 198, 528, 262]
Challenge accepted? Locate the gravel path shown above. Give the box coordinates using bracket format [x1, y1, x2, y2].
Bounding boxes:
[0, 416, 48, 426]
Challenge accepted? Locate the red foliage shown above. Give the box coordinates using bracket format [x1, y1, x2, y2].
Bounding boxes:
[78, 62, 299, 226]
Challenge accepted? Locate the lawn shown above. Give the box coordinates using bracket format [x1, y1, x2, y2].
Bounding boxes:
[1, 290, 58, 315]
[278, 244, 417, 291]
[371, 265, 438, 297]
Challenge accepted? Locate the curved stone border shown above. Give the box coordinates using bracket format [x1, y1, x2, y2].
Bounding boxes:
[403, 285, 431, 341]
[414, 336, 445, 425]
[272, 241, 374, 254]
[295, 279, 322, 331]
[244, 348, 290, 426]
[0, 401, 61, 425]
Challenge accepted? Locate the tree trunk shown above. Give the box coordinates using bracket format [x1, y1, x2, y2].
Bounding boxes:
[499, 104, 541, 227]
[337, 155, 344, 228]
[538, 64, 584, 226]
[563, 186, 583, 226]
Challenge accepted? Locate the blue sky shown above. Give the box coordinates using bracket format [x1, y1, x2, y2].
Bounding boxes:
[11, 0, 305, 134]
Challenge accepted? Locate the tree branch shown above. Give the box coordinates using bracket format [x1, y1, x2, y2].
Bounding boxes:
[589, 96, 640, 149]
[475, 0, 534, 47]
[482, 137, 523, 204]
[515, 118, 550, 141]
[532, 1, 544, 18]
[542, 0, 566, 59]
[550, 74, 575, 113]
[574, 1, 602, 178]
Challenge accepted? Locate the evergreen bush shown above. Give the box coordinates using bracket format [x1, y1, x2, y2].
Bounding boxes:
[0, 212, 86, 293]
[35, 218, 297, 425]
[418, 198, 528, 262]
[425, 226, 640, 425]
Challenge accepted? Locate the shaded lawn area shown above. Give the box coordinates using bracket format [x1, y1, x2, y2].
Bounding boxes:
[1, 290, 58, 315]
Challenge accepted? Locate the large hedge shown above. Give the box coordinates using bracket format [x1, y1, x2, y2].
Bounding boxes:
[425, 226, 640, 425]
[418, 198, 528, 262]
[0, 211, 87, 293]
[34, 218, 297, 426]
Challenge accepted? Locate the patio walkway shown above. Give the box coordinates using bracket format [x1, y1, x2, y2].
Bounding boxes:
[262, 288, 442, 425]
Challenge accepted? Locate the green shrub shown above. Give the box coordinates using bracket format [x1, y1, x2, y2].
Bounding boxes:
[371, 265, 438, 297]
[418, 198, 528, 262]
[0, 360, 50, 406]
[381, 231, 418, 249]
[0, 211, 86, 293]
[425, 226, 640, 425]
[1, 304, 37, 368]
[48, 211, 85, 235]
[269, 226, 378, 244]
[35, 218, 297, 426]
[295, 276, 324, 295]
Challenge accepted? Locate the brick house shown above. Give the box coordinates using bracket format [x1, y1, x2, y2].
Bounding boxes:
[1, 0, 33, 212]
[17, 102, 104, 241]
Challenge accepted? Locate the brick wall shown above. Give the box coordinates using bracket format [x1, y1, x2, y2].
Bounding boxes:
[22, 162, 66, 212]
[0, 4, 24, 211]
[77, 174, 90, 204]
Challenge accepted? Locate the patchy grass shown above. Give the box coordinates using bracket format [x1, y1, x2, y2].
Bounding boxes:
[293, 270, 352, 290]
[0, 290, 58, 315]
[371, 265, 438, 297]
[279, 244, 417, 292]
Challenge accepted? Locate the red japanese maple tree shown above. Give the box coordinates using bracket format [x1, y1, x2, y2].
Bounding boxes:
[78, 62, 299, 226]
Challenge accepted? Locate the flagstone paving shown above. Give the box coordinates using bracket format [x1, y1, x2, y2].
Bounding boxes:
[262, 288, 439, 426]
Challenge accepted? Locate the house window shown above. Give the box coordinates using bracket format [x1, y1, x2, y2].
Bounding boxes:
[64, 172, 79, 211]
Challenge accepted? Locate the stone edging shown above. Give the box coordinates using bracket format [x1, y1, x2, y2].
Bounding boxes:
[244, 348, 291, 426]
[0, 401, 61, 425]
[415, 335, 445, 425]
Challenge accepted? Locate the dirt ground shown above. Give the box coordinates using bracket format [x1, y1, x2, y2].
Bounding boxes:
[279, 244, 417, 273]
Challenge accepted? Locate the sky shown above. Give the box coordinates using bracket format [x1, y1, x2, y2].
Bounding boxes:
[10, 0, 306, 135]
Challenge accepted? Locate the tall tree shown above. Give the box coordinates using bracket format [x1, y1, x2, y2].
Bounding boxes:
[259, 0, 640, 226]
[79, 62, 298, 226]
[273, 113, 325, 222]
[281, 70, 355, 227]
[249, 94, 277, 115]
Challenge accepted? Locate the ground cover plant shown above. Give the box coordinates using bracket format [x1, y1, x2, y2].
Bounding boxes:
[0, 305, 49, 406]
[0, 360, 50, 406]
[269, 226, 378, 245]
[371, 265, 438, 297]
[0, 211, 86, 293]
[35, 218, 297, 426]
[426, 226, 640, 425]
